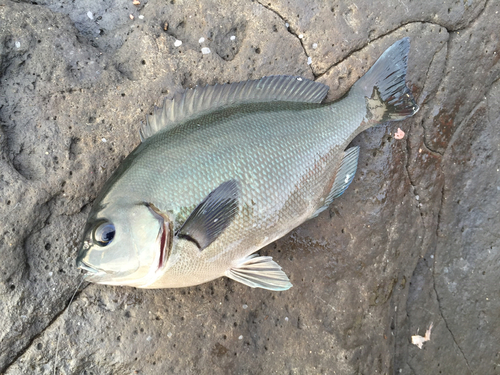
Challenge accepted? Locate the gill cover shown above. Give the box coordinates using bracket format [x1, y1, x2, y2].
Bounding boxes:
[76, 202, 170, 287]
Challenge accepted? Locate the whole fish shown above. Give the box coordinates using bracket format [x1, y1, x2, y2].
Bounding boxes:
[76, 38, 418, 290]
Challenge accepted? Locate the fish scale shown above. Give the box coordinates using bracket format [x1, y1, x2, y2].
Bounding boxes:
[77, 38, 419, 290]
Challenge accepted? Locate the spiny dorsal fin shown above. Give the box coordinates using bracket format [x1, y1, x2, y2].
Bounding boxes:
[140, 76, 329, 141]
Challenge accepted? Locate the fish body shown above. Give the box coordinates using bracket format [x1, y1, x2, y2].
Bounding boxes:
[77, 38, 418, 290]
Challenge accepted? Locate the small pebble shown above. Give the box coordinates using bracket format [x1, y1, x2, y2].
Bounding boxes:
[167, 332, 173, 338]
[242, 304, 248, 309]
[238, 335, 243, 340]
[312, 43, 318, 49]
[15, 41, 20, 49]
[285, 22, 289, 28]
[101, 138, 107, 143]
[129, 14, 134, 20]
[146, 336, 152, 341]
[307, 56, 312, 65]
[87, 11, 94, 20]
[133, 0, 140, 4]
[201, 47, 211, 54]
[298, 34, 303, 39]
[138, 15, 144, 20]
[48, 272, 53, 276]
[199, 37, 205, 43]
[394, 128, 405, 139]
[230, 35, 236, 41]
[174, 39, 182, 47]
[285, 317, 289, 322]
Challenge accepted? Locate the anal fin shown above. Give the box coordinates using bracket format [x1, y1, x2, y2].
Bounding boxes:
[225, 255, 292, 291]
[311, 146, 360, 218]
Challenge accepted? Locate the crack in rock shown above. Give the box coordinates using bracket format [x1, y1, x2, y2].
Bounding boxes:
[1, 283, 90, 374]
[403, 132, 426, 224]
[255, 1, 314, 76]
[431, 273, 472, 372]
[431, 184, 472, 373]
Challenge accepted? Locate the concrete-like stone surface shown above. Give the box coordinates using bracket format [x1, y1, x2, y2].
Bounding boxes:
[0, 0, 498, 374]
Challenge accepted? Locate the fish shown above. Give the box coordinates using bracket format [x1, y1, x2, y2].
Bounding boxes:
[76, 37, 418, 291]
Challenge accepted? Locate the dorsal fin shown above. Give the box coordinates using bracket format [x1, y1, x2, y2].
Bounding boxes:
[140, 75, 329, 141]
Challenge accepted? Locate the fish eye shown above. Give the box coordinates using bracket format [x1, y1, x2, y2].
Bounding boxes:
[93, 221, 116, 246]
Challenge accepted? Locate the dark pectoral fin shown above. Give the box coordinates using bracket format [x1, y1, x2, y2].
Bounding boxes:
[176, 180, 239, 251]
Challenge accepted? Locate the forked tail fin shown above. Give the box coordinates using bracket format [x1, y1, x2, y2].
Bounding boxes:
[351, 37, 419, 124]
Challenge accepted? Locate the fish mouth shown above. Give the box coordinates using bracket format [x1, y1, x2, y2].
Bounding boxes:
[77, 259, 99, 274]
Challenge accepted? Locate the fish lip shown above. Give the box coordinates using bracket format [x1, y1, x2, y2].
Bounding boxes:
[77, 259, 99, 274]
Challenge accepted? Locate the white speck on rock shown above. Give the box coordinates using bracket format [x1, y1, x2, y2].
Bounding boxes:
[312, 43, 318, 49]
[101, 138, 107, 143]
[167, 332, 173, 338]
[285, 22, 289, 28]
[242, 304, 248, 309]
[199, 37, 205, 43]
[15, 41, 20, 49]
[238, 335, 243, 340]
[201, 47, 211, 54]
[87, 11, 94, 20]
[146, 336, 152, 341]
[174, 39, 182, 47]
[48, 272, 53, 276]
[297, 77, 302, 81]
[230, 35, 236, 41]
[285, 317, 289, 322]
[298, 34, 303, 39]
[138, 15, 144, 20]
[307, 56, 312, 65]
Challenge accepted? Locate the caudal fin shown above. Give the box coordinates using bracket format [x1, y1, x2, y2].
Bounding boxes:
[351, 37, 419, 124]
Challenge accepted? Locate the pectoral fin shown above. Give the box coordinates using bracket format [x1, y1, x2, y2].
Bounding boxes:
[176, 180, 239, 251]
[225, 255, 292, 291]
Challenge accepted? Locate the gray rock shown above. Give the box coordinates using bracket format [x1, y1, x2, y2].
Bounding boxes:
[0, 0, 498, 374]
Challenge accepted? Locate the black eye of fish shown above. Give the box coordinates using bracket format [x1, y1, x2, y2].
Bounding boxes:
[93, 222, 116, 246]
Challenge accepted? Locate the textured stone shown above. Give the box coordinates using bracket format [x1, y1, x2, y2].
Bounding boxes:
[0, 0, 499, 374]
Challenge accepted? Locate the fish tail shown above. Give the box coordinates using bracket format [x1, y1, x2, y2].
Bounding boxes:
[350, 37, 419, 126]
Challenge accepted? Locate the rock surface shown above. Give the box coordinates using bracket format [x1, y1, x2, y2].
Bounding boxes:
[0, 0, 498, 374]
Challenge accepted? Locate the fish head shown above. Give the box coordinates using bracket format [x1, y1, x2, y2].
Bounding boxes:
[76, 199, 171, 287]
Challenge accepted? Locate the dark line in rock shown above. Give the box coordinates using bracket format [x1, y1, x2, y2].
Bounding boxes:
[255, 1, 315, 77]
[407, 360, 418, 375]
[419, 41, 449, 106]
[0, 283, 90, 374]
[432, 277, 472, 371]
[451, 0, 490, 32]
[315, 21, 452, 79]
[431, 185, 472, 372]
[404, 130, 426, 222]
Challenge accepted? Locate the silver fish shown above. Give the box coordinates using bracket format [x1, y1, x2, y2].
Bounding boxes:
[76, 38, 418, 290]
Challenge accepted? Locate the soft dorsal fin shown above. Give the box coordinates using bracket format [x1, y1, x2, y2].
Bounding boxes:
[140, 76, 329, 141]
